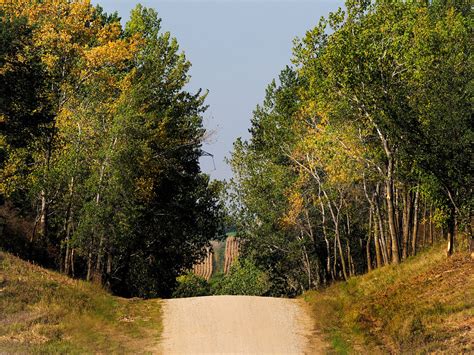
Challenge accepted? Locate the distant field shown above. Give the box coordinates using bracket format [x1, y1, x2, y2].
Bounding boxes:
[193, 236, 240, 280]
[193, 245, 214, 280]
[224, 236, 240, 274]
[0, 252, 162, 353]
[303, 245, 474, 353]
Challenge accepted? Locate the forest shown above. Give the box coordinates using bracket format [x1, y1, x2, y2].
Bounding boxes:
[1, 0, 472, 300]
[228, 0, 472, 296]
[0, 1, 223, 298]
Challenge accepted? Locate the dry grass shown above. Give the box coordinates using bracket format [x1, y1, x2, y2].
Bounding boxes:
[302, 244, 474, 354]
[0, 251, 162, 354]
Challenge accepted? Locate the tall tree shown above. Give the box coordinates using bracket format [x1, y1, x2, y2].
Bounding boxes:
[1, 1, 223, 297]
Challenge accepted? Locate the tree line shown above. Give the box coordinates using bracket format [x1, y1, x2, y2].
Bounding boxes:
[0, 1, 223, 298]
[229, 0, 472, 296]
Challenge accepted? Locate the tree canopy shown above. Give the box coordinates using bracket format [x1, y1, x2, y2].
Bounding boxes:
[229, 0, 472, 295]
[0, 0, 223, 298]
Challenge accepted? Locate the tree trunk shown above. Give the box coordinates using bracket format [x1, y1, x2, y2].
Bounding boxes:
[367, 205, 373, 272]
[373, 211, 383, 268]
[38, 129, 55, 240]
[446, 208, 455, 256]
[411, 187, 420, 256]
[348, 242, 355, 276]
[105, 251, 113, 289]
[63, 176, 75, 275]
[39, 189, 48, 238]
[95, 182, 104, 277]
[469, 235, 474, 260]
[70, 248, 75, 277]
[422, 201, 427, 247]
[333, 236, 337, 280]
[374, 187, 389, 265]
[319, 199, 332, 279]
[469, 211, 474, 259]
[334, 219, 349, 280]
[347, 243, 352, 277]
[86, 251, 93, 281]
[302, 244, 312, 289]
[326, 198, 348, 281]
[94, 137, 117, 282]
[386, 155, 400, 264]
[402, 187, 412, 260]
[317, 179, 348, 280]
[429, 205, 434, 245]
[362, 176, 374, 271]
[395, 187, 401, 246]
[64, 240, 70, 275]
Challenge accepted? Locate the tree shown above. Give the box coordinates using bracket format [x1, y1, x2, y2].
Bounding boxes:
[1, 1, 223, 298]
[229, 67, 328, 295]
[402, 5, 472, 255]
[230, 0, 471, 297]
[0, 11, 51, 201]
[213, 259, 270, 296]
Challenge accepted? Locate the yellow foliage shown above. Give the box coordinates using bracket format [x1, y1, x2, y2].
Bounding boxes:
[97, 22, 122, 44]
[3, 0, 139, 84]
[1, 0, 141, 156]
[85, 39, 137, 69]
[282, 190, 304, 227]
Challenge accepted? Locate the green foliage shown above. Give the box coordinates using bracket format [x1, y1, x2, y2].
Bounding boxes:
[1, 0, 471, 301]
[208, 272, 225, 294]
[172, 272, 211, 298]
[0, 12, 51, 146]
[125, 4, 161, 40]
[228, 67, 324, 296]
[0, 1, 223, 298]
[229, 0, 472, 298]
[213, 259, 270, 296]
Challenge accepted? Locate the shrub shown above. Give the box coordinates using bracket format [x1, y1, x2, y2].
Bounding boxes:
[214, 259, 270, 296]
[172, 272, 210, 298]
[209, 272, 225, 294]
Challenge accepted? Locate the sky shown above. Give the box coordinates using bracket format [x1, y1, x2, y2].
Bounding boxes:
[92, 0, 345, 180]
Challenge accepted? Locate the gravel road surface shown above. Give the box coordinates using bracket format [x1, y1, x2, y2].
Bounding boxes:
[158, 295, 319, 354]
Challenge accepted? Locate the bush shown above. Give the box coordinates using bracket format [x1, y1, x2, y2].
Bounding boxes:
[172, 272, 210, 298]
[209, 272, 225, 294]
[213, 259, 270, 296]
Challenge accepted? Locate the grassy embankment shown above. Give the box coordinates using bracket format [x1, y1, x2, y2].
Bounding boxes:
[303, 244, 473, 354]
[0, 252, 162, 353]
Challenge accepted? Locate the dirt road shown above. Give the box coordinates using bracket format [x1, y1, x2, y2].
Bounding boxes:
[158, 295, 320, 354]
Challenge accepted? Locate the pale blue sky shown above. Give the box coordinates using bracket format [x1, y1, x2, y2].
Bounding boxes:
[93, 0, 344, 180]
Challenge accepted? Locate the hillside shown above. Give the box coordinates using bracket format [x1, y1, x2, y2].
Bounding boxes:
[303, 245, 474, 354]
[0, 252, 162, 353]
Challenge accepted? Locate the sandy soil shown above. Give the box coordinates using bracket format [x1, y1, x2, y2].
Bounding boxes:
[158, 295, 322, 355]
